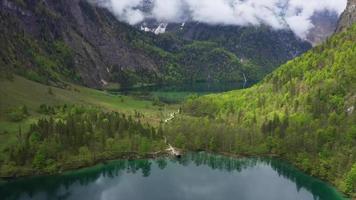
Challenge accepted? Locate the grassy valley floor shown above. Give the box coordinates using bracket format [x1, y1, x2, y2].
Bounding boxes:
[0, 76, 178, 153]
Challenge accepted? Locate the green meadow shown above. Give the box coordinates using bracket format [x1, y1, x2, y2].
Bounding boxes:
[0, 76, 178, 151]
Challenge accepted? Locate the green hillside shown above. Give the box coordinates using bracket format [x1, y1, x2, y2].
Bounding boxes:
[167, 24, 356, 196]
[0, 75, 180, 177]
[0, 75, 177, 151]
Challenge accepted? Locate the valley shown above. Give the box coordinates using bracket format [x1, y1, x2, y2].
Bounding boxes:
[0, 75, 177, 159]
[112, 81, 247, 104]
[0, 0, 355, 199]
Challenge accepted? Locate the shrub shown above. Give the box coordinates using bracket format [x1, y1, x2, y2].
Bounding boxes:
[38, 104, 55, 115]
[344, 163, 356, 194]
[7, 106, 29, 122]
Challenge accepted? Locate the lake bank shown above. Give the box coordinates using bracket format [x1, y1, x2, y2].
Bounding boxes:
[1, 150, 351, 199]
[0, 152, 347, 200]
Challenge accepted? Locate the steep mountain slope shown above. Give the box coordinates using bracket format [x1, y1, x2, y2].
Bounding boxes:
[139, 20, 312, 78]
[0, 0, 250, 88]
[306, 11, 340, 46]
[1, 0, 160, 87]
[137, 1, 342, 75]
[165, 23, 311, 77]
[336, 0, 356, 32]
[0, 0, 313, 89]
[167, 6, 356, 197]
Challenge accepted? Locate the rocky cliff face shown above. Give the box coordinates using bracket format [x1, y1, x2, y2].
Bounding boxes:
[1, 0, 159, 88]
[336, 0, 356, 32]
[306, 11, 339, 46]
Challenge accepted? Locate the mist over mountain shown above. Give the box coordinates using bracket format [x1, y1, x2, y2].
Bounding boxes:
[89, 0, 347, 39]
[306, 11, 339, 46]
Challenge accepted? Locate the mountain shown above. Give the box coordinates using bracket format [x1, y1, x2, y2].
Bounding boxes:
[336, 0, 356, 32]
[0, 0, 162, 88]
[165, 23, 311, 76]
[137, 1, 342, 74]
[167, 2, 356, 197]
[0, 0, 311, 89]
[306, 11, 339, 46]
[139, 20, 312, 78]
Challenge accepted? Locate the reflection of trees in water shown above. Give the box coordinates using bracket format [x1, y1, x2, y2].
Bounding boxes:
[156, 158, 168, 170]
[178, 153, 341, 200]
[1, 159, 153, 200]
[175, 152, 258, 173]
[266, 159, 340, 200]
[1, 153, 340, 200]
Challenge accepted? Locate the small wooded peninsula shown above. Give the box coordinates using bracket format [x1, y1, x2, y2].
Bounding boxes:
[0, 0, 355, 199]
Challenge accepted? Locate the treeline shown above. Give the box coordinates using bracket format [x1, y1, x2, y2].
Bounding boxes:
[0, 158, 154, 199]
[168, 24, 356, 196]
[0, 105, 166, 177]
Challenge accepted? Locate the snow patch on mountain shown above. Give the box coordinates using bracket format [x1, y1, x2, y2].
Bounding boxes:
[140, 23, 168, 35]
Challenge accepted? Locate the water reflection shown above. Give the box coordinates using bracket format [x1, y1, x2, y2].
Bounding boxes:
[0, 153, 345, 200]
[113, 82, 248, 103]
[118, 82, 248, 93]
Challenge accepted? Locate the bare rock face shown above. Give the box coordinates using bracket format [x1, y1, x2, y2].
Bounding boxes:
[306, 11, 339, 46]
[1, 0, 158, 88]
[336, 0, 356, 32]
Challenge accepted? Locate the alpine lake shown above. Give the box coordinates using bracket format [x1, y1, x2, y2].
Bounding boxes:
[0, 152, 347, 200]
[111, 81, 248, 104]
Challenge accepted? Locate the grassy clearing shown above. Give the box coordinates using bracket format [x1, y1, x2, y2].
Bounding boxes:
[0, 76, 178, 151]
[151, 91, 205, 103]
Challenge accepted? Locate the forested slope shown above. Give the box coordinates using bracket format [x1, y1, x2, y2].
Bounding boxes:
[167, 23, 356, 197]
[166, 23, 311, 76]
[0, 106, 166, 177]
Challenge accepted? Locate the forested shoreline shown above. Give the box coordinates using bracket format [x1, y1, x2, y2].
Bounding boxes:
[165, 24, 356, 197]
[0, 105, 167, 178]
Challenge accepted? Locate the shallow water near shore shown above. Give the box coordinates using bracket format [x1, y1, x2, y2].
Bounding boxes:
[0, 152, 346, 200]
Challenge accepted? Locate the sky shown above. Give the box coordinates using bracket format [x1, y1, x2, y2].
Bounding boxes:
[88, 0, 348, 39]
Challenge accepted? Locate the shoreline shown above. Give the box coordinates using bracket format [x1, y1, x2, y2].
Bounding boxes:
[0, 150, 352, 199]
[0, 151, 170, 180]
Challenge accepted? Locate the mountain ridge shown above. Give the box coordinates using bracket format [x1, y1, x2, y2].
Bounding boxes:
[0, 0, 312, 88]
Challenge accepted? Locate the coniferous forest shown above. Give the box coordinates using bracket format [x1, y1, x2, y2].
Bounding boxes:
[1, 105, 166, 177]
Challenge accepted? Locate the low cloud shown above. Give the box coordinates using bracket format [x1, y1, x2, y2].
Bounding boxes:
[89, 0, 347, 39]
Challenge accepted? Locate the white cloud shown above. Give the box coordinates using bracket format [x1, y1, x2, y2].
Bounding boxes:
[185, 0, 237, 25]
[88, 0, 348, 38]
[152, 0, 183, 22]
[283, 0, 347, 38]
[90, 0, 144, 25]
